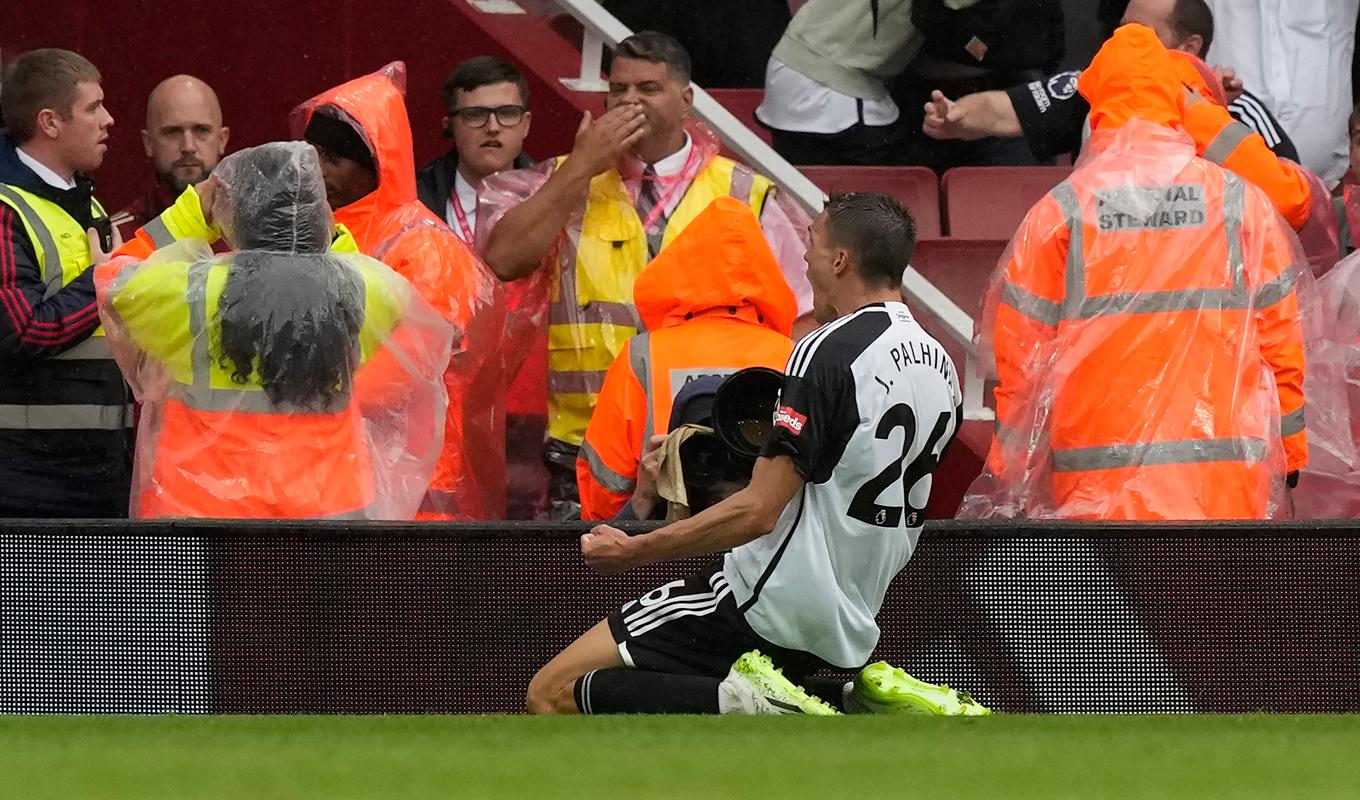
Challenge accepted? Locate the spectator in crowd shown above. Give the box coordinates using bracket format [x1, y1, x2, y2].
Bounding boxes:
[481, 31, 812, 520]
[603, 0, 790, 89]
[1337, 104, 1360, 254]
[295, 62, 510, 520]
[1205, 0, 1359, 185]
[755, 0, 916, 166]
[923, 0, 1340, 272]
[417, 57, 534, 242]
[923, 0, 1299, 164]
[0, 49, 132, 518]
[577, 197, 796, 520]
[416, 55, 546, 519]
[1124, 0, 1299, 162]
[961, 24, 1307, 521]
[96, 142, 452, 519]
[895, 0, 1067, 172]
[110, 75, 229, 244]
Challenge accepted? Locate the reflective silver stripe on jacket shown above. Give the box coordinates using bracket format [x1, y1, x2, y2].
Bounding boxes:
[1052, 437, 1267, 472]
[53, 337, 113, 361]
[1253, 268, 1297, 309]
[0, 403, 129, 431]
[573, 301, 642, 328]
[0, 185, 64, 299]
[141, 215, 177, 249]
[1001, 280, 1061, 326]
[548, 370, 607, 395]
[1045, 176, 1250, 322]
[580, 439, 637, 495]
[1053, 181, 1086, 321]
[1202, 121, 1255, 166]
[1280, 407, 1306, 438]
[630, 332, 654, 442]
[175, 258, 356, 415]
[729, 165, 755, 204]
[993, 421, 1026, 448]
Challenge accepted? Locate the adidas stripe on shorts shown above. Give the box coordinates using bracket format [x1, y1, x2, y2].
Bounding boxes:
[606, 559, 832, 681]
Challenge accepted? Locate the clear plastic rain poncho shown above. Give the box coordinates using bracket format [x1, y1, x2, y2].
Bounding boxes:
[957, 26, 1319, 520]
[1290, 247, 1360, 518]
[958, 120, 1311, 520]
[292, 62, 510, 520]
[477, 118, 814, 453]
[96, 142, 453, 520]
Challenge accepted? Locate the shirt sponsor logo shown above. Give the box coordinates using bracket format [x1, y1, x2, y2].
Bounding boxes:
[1028, 80, 1051, 113]
[1094, 184, 1207, 232]
[1047, 71, 1081, 101]
[774, 405, 807, 435]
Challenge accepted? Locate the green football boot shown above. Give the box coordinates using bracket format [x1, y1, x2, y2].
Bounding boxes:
[719, 650, 841, 716]
[848, 661, 992, 716]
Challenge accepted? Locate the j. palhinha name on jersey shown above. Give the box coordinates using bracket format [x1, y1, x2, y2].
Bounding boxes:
[875, 337, 956, 394]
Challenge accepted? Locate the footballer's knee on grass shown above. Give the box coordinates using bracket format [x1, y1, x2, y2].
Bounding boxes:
[526, 618, 625, 714]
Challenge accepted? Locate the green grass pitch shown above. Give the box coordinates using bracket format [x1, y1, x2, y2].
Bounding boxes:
[2, 714, 1357, 799]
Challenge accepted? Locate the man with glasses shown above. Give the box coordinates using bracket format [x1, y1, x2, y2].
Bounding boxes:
[418, 56, 546, 520]
[417, 57, 535, 245]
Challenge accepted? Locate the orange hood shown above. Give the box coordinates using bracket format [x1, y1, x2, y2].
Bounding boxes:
[291, 62, 420, 251]
[1079, 24, 1183, 131]
[633, 196, 796, 336]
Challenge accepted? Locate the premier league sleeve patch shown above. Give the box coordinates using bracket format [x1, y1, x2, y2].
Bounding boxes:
[1046, 71, 1081, 102]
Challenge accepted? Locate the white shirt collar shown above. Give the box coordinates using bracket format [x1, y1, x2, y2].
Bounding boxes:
[647, 133, 693, 178]
[16, 147, 77, 191]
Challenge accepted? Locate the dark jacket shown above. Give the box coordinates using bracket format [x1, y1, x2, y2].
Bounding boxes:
[415, 148, 535, 222]
[0, 132, 132, 517]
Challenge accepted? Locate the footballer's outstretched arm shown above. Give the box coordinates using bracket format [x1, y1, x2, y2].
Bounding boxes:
[581, 455, 805, 575]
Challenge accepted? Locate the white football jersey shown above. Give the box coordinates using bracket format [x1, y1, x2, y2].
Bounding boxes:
[723, 301, 962, 668]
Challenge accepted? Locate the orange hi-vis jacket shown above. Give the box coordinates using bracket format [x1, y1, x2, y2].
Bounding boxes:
[293, 63, 509, 520]
[1171, 52, 1340, 274]
[982, 24, 1307, 520]
[576, 197, 796, 519]
[98, 179, 452, 520]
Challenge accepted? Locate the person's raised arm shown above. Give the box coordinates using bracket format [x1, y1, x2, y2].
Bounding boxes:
[483, 106, 647, 281]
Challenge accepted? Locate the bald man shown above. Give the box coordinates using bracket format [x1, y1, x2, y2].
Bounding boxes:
[112, 75, 229, 242]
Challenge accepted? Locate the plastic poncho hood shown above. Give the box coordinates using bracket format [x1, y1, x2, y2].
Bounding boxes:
[1079, 24, 1182, 131]
[212, 141, 333, 253]
[291, 61, 418, 251]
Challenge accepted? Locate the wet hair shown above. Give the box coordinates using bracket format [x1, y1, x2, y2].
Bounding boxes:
[0, 48, 101, 143]
[824, 192, 917, 288]
[1171, 0, 1215, 58]
[441, 56, 529, 109]
[612, 31, 692, 84]
[214, 143, 364, 410]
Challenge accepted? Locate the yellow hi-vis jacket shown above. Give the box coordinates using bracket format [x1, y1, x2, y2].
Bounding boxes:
[545, 152, 772, 447]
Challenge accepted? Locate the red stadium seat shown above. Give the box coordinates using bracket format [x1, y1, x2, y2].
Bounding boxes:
[707, 88, 773, 146]
[799, 166, 942, 238]
[942, 166, 1072, 239]
[908, 237, 1009, 317]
